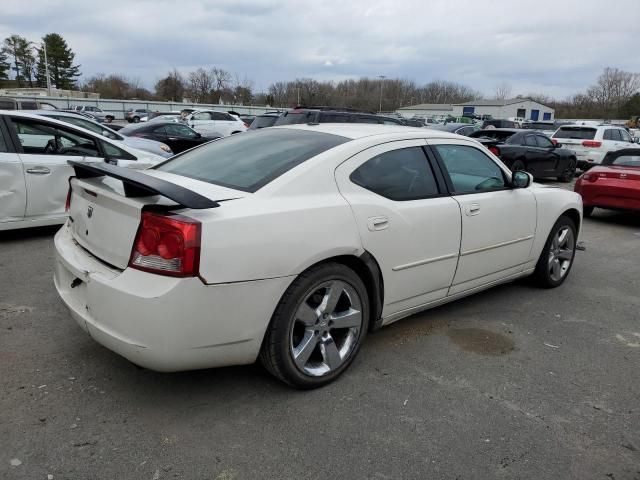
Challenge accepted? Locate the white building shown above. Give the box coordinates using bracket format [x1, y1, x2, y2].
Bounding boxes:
[397, 98, 555, 121]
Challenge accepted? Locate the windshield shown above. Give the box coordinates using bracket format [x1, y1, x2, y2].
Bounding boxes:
[249, 115, 279, 129]
[46, 115, 121, 140]
[155, 128, 348, 192]
[554, 127, 596, 139]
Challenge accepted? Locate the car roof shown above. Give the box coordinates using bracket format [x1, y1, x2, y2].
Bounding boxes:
[274, 123, 464, 141]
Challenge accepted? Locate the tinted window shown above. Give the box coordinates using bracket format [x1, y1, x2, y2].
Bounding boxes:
[554, 127, 596, 140]
[102, 141, 136, 160]
[156, 129, 348, 192]
[0, 128, 7, 152]
[609, 129, 622, 141]
[273, 111, 316, 125]
[469, 130, 516, 142]
[20, 101, 38, 110]
[213, 112, 230, 121]
[524, 135, 537, 147]
[620, 130, 633, 143]
[152, 126, 168, 135]
[0, 100, 16, 109]
[535, 135, 554, 148]
[165, 124, 197, 137]
[434, 144, 506, 194]
[193, 112, 213, 120]
[319, 113, 351, 123]
[350, 116, 380, 124]
[523, 122, 554, 130]
[350, 147, 439, 201]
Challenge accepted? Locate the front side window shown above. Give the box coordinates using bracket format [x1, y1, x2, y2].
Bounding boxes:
[434, 144, 506, 194]
[11, 118, 100, 157]
[165, 124, 197, 137]
[156, 128, 348, 192]
[102, 141, 135, 160]
[350, 147, 439, 201]
[524, 135, 537, 147]
[609, 155, 640, 167]
[535, 135, 554, 148]
[620, 130, 633, 142]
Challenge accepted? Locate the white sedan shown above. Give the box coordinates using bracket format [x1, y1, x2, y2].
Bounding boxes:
[54, 124, 582, 388]
[0, 111, 165, 231]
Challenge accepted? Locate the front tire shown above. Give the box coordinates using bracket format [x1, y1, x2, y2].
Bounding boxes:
[558, 157, 577, 182]
[260, 262, 369, 389]
[533, 215, 577, 288]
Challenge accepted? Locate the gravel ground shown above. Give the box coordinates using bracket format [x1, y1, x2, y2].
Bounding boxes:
[1, 184, 639, 480]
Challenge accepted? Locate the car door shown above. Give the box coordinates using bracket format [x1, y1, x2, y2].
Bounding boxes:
[335, 140, 462, 319]
[602, 128, 621, 153]
[534, 134, 560, 173]
[164, 123, 201, 153]
[0, 118, 26, 224]
[522, 134, 542, 175]
[212, 112, 235, 136]
[7, 116, 104, 221]
[429, 139, 536, 295]
[619, 128, 635, 147]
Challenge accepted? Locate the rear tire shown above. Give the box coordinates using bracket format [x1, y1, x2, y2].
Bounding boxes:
[532, 215, 577, 288]
[260, 262, 369, 389]
[133, 116, 140, 123]
[583, 206, 594, 217]
[511, 159, 526, 172]
[558, 157, 577, 182]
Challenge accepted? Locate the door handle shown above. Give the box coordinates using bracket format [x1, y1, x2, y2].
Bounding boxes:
[465, 203, 481, 216]
[26, 166, 51, 175]
[367, 216, 389, 231]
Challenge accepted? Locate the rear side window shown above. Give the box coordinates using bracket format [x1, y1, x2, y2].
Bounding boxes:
[156, 128, 348, 192]
[554, 127, 596, 140]
[350, 147, 439, 201]
[535, 135, 554, 148]
[19, 101, 38, 110]
[524, 135, 537, 147]
[249, 115, 278, 129]
[620, 130, 633, 142]
[319, 113, 350, 123]
[0, 99, 16, 110]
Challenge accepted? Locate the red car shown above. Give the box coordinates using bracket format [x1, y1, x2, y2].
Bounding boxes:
[574, 148, 640, 217]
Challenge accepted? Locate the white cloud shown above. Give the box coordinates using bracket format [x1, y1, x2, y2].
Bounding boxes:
[1, 0, 639, 97]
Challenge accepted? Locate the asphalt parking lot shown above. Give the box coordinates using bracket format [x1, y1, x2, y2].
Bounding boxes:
[1, 181, 639, 480]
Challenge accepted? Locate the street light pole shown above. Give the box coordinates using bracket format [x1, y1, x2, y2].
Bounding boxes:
[43, 42, 52, 96]
[378, 75, 385, 113]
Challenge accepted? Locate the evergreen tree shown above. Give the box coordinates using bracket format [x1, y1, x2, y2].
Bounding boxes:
[2, 35, 35, 86]
[0, 49, 9, 80]
[36, 33, 81, 90]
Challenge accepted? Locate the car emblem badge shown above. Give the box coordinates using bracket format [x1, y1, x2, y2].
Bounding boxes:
[87, 206, 93, 218]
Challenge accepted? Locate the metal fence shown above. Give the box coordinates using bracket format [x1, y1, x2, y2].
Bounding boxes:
[1, 95, 282, 120]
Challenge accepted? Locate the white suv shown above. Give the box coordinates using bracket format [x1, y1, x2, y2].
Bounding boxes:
[552, 125, 636, 170]
[185, 110, 248, 137]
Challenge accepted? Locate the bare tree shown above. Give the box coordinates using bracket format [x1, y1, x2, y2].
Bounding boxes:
[187, 68, 215, 103]
[494, 82, 512, 100]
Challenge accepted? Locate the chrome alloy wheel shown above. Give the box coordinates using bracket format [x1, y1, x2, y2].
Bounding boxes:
[548, 226, 575, 282]
[290, 280, 363, 377]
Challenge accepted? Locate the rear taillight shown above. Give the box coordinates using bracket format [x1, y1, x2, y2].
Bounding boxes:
[243, 122, 249, 128]
[488, 146, 500, 157]
[582, 140, 602, 148]
[65, 177, 74, 212]
[129, 211, 201, 277]
[551, 139, 558, 146]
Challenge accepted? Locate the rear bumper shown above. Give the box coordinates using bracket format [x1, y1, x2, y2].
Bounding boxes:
[54, 223, 293, 372]
[577, 181, 640, 211]
[575, 151, 605, 169]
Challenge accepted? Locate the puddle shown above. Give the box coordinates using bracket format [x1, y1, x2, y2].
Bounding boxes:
[447, 328, 514, 356]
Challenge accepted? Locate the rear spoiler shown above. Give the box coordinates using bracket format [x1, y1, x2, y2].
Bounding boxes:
[68, 160, 220, 209]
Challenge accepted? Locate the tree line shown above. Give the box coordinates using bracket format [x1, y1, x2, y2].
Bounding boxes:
[1, 32, 638, 119]
[1, 33, 80, 89]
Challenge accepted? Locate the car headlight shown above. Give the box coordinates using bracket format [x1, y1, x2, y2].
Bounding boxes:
[159, 144, 172, 154]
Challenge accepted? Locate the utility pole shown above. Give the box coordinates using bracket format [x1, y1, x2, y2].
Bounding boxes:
[43, 42, 52, 96]
[378, 75, 385, 113]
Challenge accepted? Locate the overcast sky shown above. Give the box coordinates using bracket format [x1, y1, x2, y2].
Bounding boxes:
[2, 0, 639, 99]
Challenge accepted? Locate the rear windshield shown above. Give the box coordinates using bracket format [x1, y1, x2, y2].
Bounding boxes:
[523, 122, 554, 130]
[604, 154, 640, 167]
[469, 130, 515, 142]
[554, 127, 596, 140]
[249, 115, 279, 129]
[155, 128, 348, 192]
[274, 111, 316, 126]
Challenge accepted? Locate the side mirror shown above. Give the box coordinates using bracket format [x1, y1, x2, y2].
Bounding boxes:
[511, 170, 532, 188]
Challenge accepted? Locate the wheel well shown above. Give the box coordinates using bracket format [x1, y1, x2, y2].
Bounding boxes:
[561, 208, 581, 234]
[307, 253, 384, 332]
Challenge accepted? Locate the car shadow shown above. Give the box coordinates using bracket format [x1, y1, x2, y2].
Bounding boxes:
[0, 225, 61, 243]
[585, 209, 640, 228]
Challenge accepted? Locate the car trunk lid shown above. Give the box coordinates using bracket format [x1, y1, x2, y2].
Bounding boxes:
[67, 161, 244, 269]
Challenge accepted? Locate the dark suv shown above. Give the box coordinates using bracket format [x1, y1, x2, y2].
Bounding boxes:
[273, 108, 405, 127]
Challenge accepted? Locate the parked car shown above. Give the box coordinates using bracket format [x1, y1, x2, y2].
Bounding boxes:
[53, 124, 582, 388]
[239, 115, 256, 126]
[469, 129, 577, 182]
[482, 119, 517, 129]
[273, 108, 405, 126]
[0, 97, 57, 111]
[70, 105, 114, 123]
[33, 110, 173, 158]
[248, 112, 282, 130]
[119, 121, 220, 154]
[126, 108, 152, 123]
[427, 123, 480, 136]
[0, 111, 164, 231]
[183, 110, 248, 137]
[574, 148, 640, 217]
[552, 125, 637, 170]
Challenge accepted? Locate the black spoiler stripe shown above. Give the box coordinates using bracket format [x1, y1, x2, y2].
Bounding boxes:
[68, 161, 219, 209]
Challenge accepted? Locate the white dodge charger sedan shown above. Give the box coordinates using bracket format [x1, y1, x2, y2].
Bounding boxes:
[54, 124, 582, 388]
